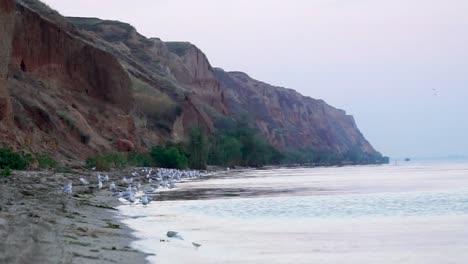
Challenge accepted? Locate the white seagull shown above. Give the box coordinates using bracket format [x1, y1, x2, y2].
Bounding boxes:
[63, 182, 73, 194]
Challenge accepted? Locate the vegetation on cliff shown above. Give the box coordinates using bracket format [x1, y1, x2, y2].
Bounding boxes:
[83, 117, 388, 171]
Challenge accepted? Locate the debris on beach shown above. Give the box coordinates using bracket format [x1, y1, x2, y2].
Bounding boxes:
[192, 242, 202, 249]
[166, 231, 184, 240]
[166, 231, 178, 237]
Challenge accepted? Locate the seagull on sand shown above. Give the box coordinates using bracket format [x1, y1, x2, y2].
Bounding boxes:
[97, 180, 103, 190]
[79, 178, 89, 185]
[109, 181, 116, 191]
[140, 195, 150, 206]
[124, 192, 136, 203]
[63, 182, 73, 194]
[98, 174, 109, 182]
[144, 186, 156, 194]
[122, 177, 133, 185]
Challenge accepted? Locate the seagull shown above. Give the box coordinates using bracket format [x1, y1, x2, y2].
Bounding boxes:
[63, 182, 73, 194]
[144, 186, 156, 194]
[79, 178, 89, 185]
[112, 191, 123, 198]
[124, 192, 136, 203]
[122, 177, 133, 185]
[97, 180, 103, 190]
[141, 195, 150, 206]
[98, 174, 109, 182]
[109, 181, 116, 191]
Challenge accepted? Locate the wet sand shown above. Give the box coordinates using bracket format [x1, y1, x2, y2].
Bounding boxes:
[0, 170, 150, 264]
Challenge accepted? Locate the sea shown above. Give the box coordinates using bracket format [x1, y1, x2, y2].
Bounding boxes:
[118, 161, 468, 264]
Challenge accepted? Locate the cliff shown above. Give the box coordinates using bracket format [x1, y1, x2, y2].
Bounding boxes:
[68, 17, 225, 141]
[214, 70, 377, 156]
[0, 0, 385, 163]
[0, 0, 15, 138]
[2, 0, 137, 159]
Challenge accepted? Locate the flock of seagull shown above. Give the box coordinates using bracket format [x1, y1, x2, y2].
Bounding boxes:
[62, 167, 208, 249]
[62, 168, 205, 206]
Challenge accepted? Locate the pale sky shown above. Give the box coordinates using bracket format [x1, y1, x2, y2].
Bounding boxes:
[43, 0, 468, 159]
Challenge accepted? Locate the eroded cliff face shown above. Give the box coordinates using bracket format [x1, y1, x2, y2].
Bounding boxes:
[214, 70, 379, 156]
[0, 0, 15, 127]
[165, 42, 227, 114]
[1, 2, 138, 158]
[68, 18, 225, 141]
[0, 0, 384, 162]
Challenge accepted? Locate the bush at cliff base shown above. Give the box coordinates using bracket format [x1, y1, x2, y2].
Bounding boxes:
[0, 148, 31, 170]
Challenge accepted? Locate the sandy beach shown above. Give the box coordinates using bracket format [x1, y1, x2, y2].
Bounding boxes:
[0, 170, 150, 264]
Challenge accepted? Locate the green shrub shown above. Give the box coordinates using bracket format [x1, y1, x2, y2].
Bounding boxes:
[0, 148, 31, 170]
[186, 127, 208, 169]
[208, 135, 242, 166]
[95, 157, 111, 172]
[150, 146, 188, 169]
[127, 152, 153, 167]
[37, 153, 58, 169]
[85, 152, 153, 171]
[0, 167, 12, 177]
[85, 153, 130, 171]
[207, 122, 283, 167]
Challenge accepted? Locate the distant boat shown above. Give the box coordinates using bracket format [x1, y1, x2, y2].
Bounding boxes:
[404, 158, 411, 162]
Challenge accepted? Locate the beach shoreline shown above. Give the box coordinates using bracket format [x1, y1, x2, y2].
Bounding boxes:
[119, 164, 468, 264]
[0, 170, 150, 264]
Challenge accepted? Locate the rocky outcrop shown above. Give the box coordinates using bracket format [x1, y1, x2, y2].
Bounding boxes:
[214, 70, 379, 156]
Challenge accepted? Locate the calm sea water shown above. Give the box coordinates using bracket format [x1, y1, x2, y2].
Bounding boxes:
[119, 163, 468, 264]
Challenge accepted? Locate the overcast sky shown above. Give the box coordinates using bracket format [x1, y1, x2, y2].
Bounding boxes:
[43, 0, 468, 159]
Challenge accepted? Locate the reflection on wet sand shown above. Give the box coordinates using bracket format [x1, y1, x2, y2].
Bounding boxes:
[155, 186, 332, 201]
